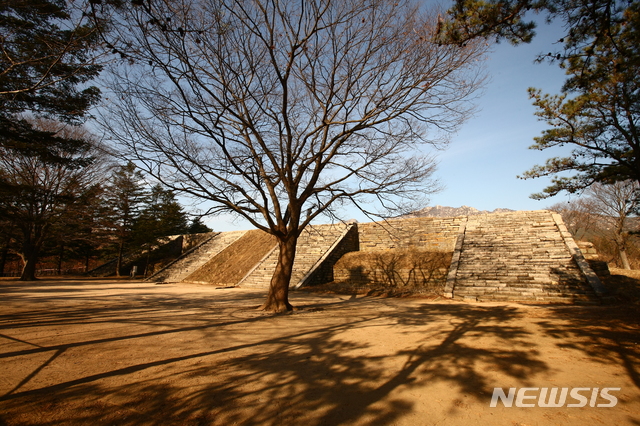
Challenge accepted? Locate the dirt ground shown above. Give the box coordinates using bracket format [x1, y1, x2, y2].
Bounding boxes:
[1, 278, 639, 426]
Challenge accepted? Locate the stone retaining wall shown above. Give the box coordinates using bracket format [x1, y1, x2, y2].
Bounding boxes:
[141, 211, 607, 304]
[333, 250, 452, 289]
[357, 216, 463, 252]
[302, 224, 360, 286]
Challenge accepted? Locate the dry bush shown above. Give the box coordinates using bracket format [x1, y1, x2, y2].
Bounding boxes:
[589, 235, 640, 269]
[324, 249, 453, 295]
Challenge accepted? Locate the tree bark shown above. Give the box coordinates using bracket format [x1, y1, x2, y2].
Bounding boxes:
[0, 245, 8, 277]
[19, 243, 40, 281]
[260, 235, 298, 313]
[619, 249, 631, 270]
[614, 230, 631, 270]
[18, 225, 45, 281]
[116, 240, 124, 277]
[618, 243, 631, 270]
[57, 244, 64, 275]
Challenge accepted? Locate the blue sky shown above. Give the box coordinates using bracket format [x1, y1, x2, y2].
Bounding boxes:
[428, 19, 574, 212]
[206, 19, 576, 232]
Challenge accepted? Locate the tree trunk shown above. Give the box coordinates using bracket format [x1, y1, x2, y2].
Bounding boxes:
[615, 232, 631, 270]
[0, 245, 8, 277]
[57, 244, 64, 275]
[19, 244, 40, 281]
[619, 246, 631, 270]
[18, 225, 46, 281]
[260, 235, 298, 313]
[116, 240, 124, 277]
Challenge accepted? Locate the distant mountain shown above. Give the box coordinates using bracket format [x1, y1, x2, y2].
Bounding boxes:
[404, 205, 515, 218]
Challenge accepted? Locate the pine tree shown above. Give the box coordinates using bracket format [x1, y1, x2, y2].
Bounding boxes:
[132, 184, 189, 248]
[520, 2, 640, 196]
[187, 217, 212, 234]
[441, 0, 640, 196]
[0, 0, 103, 118]
[103, 162, 147, 277]
[0, 0, 106, 280]
[0, 0, 104, 160]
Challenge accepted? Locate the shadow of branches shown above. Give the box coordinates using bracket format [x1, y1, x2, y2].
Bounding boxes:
[0, 280, 554, 425]
[4, 281, 635, 425]
[532, 304, 640, 389]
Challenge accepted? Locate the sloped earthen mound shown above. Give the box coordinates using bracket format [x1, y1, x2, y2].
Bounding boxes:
[184, 229, 276, 285]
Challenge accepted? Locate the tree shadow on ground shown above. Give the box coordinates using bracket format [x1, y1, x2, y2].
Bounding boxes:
[0, 282, 268, 332]
[0, 284, 628, 425]
[532, 304, 640, 389]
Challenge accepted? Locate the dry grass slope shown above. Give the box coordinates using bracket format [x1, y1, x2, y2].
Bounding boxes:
[184, 230, 276, 285]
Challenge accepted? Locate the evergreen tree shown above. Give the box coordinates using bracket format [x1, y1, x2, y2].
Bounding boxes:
[45, 182, 107, 274]
[0, 0, 106, 280]
[441, 0, 640, 196]
[103, 162, 147, 277]
[0, 120, 106, 280]
[520, 2, 640, 196]
[0, 0, 104, 160]
[132, 184, 189, 247]
[187, 217, 212, 234]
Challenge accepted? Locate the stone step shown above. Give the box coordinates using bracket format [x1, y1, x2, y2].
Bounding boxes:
[150, 231, 247, 283]
[455, 286, 596, 296]
[450, 210, 601, 303]
[461, 294, 600, 304]
[240, 223, 353, 289]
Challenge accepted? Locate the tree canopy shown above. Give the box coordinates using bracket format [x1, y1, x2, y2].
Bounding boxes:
[550, 180, 639, 269]
[101, 0, 487, 311]
[0, 0, 104, 158]
[132, 183, 190, 247]
[0, 0, 108, 281]
[441, 0, 640, 197]
[102, 161, 147, 276]
[0, 120, 107, 280]
[0, 0, 103, 118]
[584, 180, 639, 269]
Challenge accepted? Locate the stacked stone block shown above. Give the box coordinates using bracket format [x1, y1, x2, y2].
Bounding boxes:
[357, 216, 463, 252]
[239, 223, 353, 288]
[325, 217, 461, 291]
[149, 231, 246, 283]
[143, 210, 604, 304]
[451, 211, 598, 303]
[302, 224, 360, 286]
[333, 250, 452, 289]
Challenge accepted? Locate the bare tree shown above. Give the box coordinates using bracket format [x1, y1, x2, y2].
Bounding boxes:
[584, 181, 639, 270]
[102, 0, 487, 311]
[548, 199, 599, 241]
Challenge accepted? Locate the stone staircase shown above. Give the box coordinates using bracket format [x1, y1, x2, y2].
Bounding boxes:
[239, 223, 353, 289]
[140, 210, 606, 304]
[148, 231, 247, 283]
[449, 211, 599, 303]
